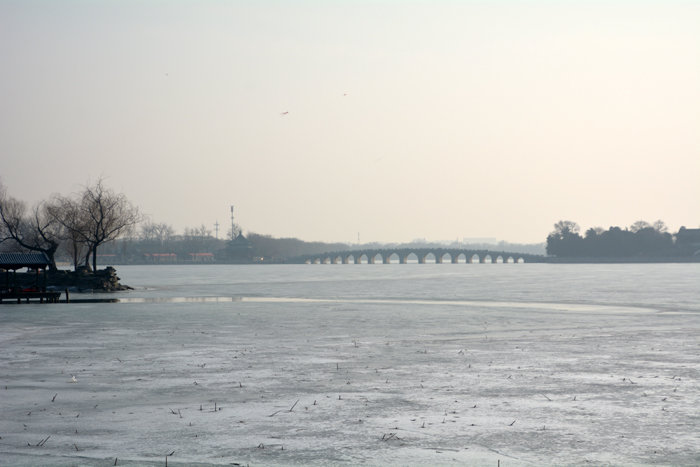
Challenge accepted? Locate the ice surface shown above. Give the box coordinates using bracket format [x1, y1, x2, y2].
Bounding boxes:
[0, 264, 698, 466]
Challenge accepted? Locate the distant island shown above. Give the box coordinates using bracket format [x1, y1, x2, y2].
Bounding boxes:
[545, 221, 700, 260]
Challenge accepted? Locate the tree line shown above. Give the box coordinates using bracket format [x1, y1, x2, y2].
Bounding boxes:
[95, 229, 351, 262]
[0, 179, 140, 271]
[97, 233, 545, 263]
[545, 220, 695, 257]
[5, 178, 694, 268]
[1, 178, 352, 267]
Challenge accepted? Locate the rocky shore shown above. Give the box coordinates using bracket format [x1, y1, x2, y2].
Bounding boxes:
[5, 267, 132, 292]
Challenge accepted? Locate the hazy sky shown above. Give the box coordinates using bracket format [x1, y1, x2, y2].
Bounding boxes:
[1, 1, 698, 244]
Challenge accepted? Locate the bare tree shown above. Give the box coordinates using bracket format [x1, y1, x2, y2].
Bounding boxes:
[551, 220, 580, 236]
[51, 179, 141, 271]
[152, 223, 175, 251]
[652, 220, 668, 233]
[585, 226, 605, 238]
[227, 223, 242, 240]
[629, 220, 652, 233]
[196, 224, 211, 239]
[139, 219, 156, 245]
[57, 225, 89, 271]
[48, 194, 90, 268]
[0, 182, 62, 271]
[139, 219, 175, 253]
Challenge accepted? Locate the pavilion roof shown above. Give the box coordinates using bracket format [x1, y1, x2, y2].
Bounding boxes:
[228, 232, 253, 248]
[0, 252, 51, 270]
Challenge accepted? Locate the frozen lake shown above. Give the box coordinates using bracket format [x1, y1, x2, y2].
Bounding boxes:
[1, 263, 699, 466]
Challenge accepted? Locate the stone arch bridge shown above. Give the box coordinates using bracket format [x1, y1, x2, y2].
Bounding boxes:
[292, 248, 544, 264]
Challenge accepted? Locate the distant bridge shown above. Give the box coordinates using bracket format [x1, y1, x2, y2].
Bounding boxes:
[291, 248, 544, 264]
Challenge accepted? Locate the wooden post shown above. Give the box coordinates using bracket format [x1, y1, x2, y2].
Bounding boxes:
[65, 289, 70, 303]
[16, 269, 21, 302]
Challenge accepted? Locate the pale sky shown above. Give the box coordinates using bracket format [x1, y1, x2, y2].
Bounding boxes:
[1, 1, 698, 244]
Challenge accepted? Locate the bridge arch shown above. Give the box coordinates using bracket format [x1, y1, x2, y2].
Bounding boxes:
[457, 253, 474, 263]
[435, 252, 449, 264]
[418, 252, 435, 264]
[382, 252, 398, 264]
[368, 252, 383, 264]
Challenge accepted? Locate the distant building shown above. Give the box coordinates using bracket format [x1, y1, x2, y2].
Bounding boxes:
[220, 232, 254, 261]
[461, 237, 498, 245]
[189, 253, 215, 262]
[144, 253, 177, 262]
[676, 226, 700, 246]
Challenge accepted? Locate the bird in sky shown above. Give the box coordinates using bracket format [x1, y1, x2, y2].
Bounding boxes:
[280, 111, 289, 116]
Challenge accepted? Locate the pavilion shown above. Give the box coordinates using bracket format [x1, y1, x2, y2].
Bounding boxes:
[0, 253, 61, 304]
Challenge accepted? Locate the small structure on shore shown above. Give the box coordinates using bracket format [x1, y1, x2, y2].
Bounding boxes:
[189, 252, 215, 262]
[0, 253, 60, 303]
[676, 226, 700, 255]
[219, 232, 254, 261]
[143, 253, 177, 262]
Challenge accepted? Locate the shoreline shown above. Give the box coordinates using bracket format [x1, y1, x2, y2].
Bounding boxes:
[85, 256, 700, 266]
[540, 256, 700, 263]
[3, 267, 132, 293]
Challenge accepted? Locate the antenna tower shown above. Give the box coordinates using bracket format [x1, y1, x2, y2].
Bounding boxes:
[231, 206, 236, 240]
